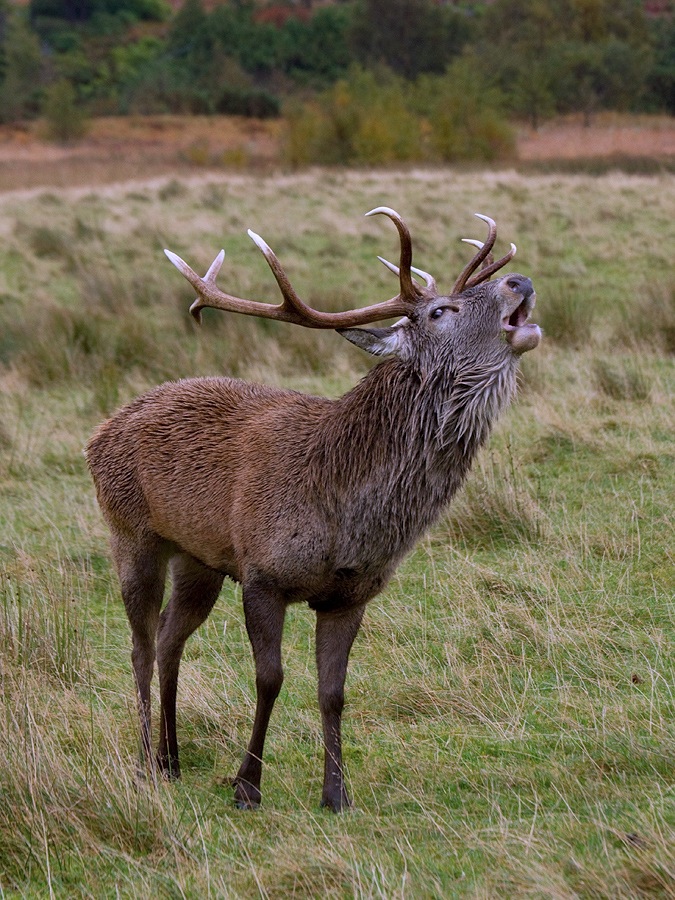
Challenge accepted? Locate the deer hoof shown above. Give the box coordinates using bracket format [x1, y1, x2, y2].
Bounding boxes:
[320, 792, 352, 813]
[156, 754, 181, 781]
[233, 779, 261, 810]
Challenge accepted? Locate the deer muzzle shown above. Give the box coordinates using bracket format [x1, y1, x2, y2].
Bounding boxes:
[499, 276, 541, 354]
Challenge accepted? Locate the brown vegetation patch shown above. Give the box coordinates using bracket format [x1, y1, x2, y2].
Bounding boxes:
[1, 116, 283, 191]
[518, 113, 675, 160]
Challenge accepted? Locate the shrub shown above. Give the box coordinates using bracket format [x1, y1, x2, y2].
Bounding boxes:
[416, 59, 515, 163]
[40, 79, 88, 143]
[284, 63, 513, 168]
[215, 87, 280, 119]
[285, 68, 422, 166]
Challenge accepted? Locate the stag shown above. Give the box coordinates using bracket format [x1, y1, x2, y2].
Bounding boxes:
[86, 207, 541, 812]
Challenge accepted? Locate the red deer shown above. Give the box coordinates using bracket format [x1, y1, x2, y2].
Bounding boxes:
[86, 208, 541, 812]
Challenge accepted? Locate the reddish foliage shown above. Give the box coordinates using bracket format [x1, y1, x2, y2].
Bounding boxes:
[644, 0, 673, 15]
[254, 6, 312, 27]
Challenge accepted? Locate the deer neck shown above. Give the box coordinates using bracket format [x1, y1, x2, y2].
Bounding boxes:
[315, 352, 518, 542]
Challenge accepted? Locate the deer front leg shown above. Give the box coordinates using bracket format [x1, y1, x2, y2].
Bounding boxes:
[234, 580, 286, 809]
[315, 604, 365, 812]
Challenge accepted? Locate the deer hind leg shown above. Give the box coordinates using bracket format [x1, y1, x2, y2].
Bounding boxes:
[315, 604, 365, 812]
[111, 531, 169, 775]
[155, 554, 224, 779]
[234, 578, 286, 809]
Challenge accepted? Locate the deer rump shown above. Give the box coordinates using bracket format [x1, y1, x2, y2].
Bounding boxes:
[86, 207, 541, 812]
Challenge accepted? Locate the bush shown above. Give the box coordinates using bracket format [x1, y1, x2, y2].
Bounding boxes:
[215, 87, 280, 119]
[284, 64, 513, 167]
[284, 68, 423, 167]
[40, 79, 88, 142]
[415, 59, 515, 163]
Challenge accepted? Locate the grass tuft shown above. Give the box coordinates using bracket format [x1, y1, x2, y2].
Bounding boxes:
[614, 277, 675, 354]
[537, 284, 595, 347]
[1, 556, 89, 687]
[593, 356, 653, 401]
[441, 449, 548, 548]
[22, 224, 73, 261]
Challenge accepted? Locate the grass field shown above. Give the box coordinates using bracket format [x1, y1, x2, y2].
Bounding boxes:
[0, 167, 673, 897]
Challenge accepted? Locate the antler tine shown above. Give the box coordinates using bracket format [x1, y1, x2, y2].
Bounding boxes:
[464, 242, 517, 289]
[377, 255, 437, 292]
[365, 207, 422, 304]
[247, 228, 416, 325]
[451, 214, 497, 294]
[246, 229, 328, 326]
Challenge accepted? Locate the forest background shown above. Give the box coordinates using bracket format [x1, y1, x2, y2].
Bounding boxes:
[3, 0, 675, 165]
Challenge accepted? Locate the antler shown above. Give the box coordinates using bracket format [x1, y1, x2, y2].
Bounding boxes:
[164, 207, 423, 329]
[452, 214, 517, 294]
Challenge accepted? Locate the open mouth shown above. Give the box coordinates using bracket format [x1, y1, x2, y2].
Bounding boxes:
[502, 294, 541, 353]
[502, 297, 534, 331]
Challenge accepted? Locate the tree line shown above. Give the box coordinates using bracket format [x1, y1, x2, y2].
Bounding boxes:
[1, 0, 673, 140]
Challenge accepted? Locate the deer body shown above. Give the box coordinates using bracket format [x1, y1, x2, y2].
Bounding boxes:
[86, 209, 540, 811]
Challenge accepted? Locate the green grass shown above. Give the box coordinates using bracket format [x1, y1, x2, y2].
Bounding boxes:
[0, 169, 673, 897]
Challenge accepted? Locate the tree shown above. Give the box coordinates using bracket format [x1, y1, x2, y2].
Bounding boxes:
[208, 3, 281, 76]
[479, 0, 654, 122]
[0, 10, 42, 122]
[349, 0, 471, 80]
[415, 58, 515, 162]
[30, 0, 169, 26]
[647, 15, 675, 113]
[278, 5, 352, 85]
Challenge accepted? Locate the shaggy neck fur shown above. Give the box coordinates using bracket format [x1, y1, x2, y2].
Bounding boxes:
[309, 348, 519, 561]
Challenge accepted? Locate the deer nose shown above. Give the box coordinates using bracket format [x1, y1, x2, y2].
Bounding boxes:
[505, 275, 534, 298]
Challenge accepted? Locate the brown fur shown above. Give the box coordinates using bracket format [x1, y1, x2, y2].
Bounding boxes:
[86, 248, 540, 811]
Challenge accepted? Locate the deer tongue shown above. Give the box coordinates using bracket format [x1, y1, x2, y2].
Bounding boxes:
[505, 322, 542, 354]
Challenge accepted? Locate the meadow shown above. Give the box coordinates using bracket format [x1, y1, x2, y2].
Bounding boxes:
[0, 167, 673, 898]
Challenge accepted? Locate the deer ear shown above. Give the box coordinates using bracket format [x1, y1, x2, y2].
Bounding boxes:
[337, 323, 408, 357]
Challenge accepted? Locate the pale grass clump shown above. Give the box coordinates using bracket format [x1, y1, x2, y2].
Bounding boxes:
[440, 448, 549, 549]
[592, 355, 653, 402]
[1, 553, 89, 687]
[0, 562, 248, 896]
[258, 839, 359, 899]
[0, 677, 206, 895]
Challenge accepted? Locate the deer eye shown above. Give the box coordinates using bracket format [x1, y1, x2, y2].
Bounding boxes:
[430, 307, 446, 320]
